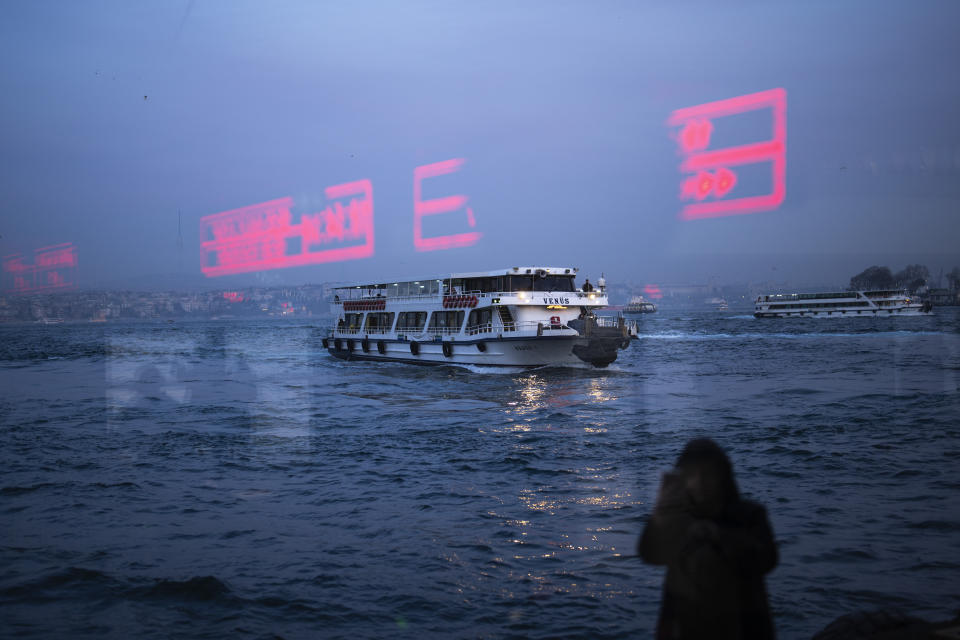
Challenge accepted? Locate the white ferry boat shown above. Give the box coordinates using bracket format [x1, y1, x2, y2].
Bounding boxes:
[624, 295, 657, 314]
[754, 290, 933, 318]
[322, 267, 634, 367]
[706, 297, 729, 312]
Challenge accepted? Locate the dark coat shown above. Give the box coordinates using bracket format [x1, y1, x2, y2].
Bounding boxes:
[639, 497, 777, 639]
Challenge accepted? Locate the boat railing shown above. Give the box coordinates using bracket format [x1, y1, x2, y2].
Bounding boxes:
[334, 289, 604, 304]
[466, 322, 494, 335]
[425, 326, 462, 337]
[337, 327, 364, 335]
[863, 290, 908, 299]
[592, 315, 624, 328]
[336, 293, 438, 303]
[363, 327, 393, 334]
[391, 327, 462, 340]
[471, 320, 569, 335]
[502, 320, 575, 335]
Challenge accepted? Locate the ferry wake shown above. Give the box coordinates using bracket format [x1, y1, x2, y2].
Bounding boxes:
[322, 267, 634, 367]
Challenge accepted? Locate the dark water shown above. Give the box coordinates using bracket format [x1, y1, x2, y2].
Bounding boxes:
[2, 310, 959, 639]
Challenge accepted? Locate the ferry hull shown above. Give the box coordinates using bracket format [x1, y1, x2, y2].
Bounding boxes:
[755, 307, 932, 318]
[325, 334, 629, 368]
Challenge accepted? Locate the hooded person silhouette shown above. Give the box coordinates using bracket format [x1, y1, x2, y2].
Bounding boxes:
[639, 438, 778, 639]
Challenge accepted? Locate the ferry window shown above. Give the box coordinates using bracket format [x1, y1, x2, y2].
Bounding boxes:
[344, 313, 363, 329]
[365, 312, 395, 332]
[532, 276, 575, 292]
[396, 311, 426, 331]
[508, 276, 533, 292]
[443, 279, 464, 294]
[462, 278, 494, 293]
[465, 278, 495, 293]
[468, 308, 493, 328]
[479, 277, 503, 293]
[428, 310, 464, 330]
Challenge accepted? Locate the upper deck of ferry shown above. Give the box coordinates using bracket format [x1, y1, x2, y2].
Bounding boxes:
[331, 267, 604, 304]
[757, 289, 910, 303]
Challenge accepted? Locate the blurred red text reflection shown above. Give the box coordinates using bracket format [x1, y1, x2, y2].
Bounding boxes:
[2, 243, 78, 294]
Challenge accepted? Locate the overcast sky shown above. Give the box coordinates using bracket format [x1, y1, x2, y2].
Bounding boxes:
[2, 1, 959, 290]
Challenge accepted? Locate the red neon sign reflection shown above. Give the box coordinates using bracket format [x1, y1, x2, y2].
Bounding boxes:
[669, 88, 786, 220]
[200, 180, 374, 277]
[3, 243, 78, 293]
[413, 159, 481, 252]
[200, 159, 480, 277]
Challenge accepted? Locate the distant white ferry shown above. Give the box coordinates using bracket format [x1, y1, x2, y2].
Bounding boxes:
[624, 295, 657, 314]
[322, 266, 634, 367]
[754, 290, 933, 318]
[706, 297, 729, 311]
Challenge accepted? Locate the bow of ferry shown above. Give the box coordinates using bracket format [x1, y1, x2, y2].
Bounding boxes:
[322, 267, 633, 367]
